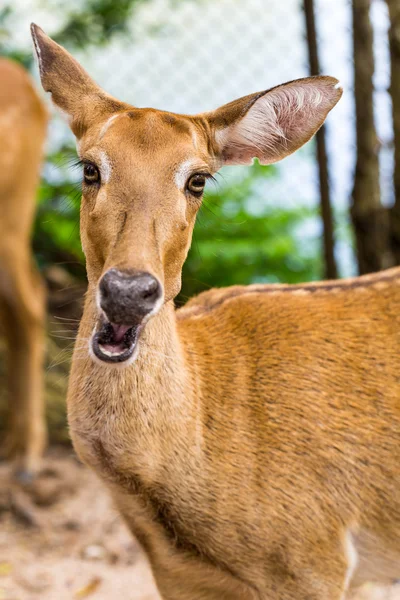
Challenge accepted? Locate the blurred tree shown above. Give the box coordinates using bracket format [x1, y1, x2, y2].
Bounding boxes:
[351, 0, 392, 274]
[303, 0, 337, 280]
[387, 0, 400, 265]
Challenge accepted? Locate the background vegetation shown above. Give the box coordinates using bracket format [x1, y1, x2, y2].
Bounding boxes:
[0, 0, 399, 441]
[2, 0, 399, 297]
[0, 0, 348, 305]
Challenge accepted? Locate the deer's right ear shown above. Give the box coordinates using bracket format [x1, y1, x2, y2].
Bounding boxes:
[205, 76, 342, 167]
[30, 24, 125, 137]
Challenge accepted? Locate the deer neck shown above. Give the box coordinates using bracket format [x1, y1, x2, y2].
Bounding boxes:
[68, 290, 200, 477]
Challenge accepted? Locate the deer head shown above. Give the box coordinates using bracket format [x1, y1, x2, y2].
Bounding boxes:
[31, 24, 342, 366]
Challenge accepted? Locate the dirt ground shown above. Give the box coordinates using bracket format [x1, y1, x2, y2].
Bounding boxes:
[0, 449, 160, 600]
[0, 449, 399, 600]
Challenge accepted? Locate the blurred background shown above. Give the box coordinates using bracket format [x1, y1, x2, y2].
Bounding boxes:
[0, 0, 399, 598]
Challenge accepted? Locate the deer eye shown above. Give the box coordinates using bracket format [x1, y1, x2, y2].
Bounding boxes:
[186, 173, 206, 197]
[83, 163, 100, 184]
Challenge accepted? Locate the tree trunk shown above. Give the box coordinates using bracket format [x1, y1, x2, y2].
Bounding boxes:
[387, 0, 400, 264]
[351, 0, 391, 274]
[303, 0, 337, 279]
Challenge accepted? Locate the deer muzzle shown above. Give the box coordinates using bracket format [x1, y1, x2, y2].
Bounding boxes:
[91, 268, 163, 364]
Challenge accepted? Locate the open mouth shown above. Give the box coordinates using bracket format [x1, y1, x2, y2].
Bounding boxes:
[91, 320, 142, 364]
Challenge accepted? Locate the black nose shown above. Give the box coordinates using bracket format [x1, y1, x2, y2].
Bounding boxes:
[99, 269, 162, 324]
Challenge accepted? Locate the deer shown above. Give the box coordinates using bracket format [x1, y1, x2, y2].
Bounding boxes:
[0, 57, 47, 477]
[31, 22, 400, 600]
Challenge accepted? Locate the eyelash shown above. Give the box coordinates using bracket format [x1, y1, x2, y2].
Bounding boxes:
[201, 173, 217, 184]
[73, 160, 217, 189]
[73, 158, 86, 170]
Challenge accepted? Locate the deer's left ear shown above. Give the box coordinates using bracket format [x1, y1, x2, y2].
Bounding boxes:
[30, 23, 127, 138]
[205, 76, 342, 166]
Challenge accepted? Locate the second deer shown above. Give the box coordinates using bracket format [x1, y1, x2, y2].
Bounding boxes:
[0, 58, 47, 476]
[32, 24, 400, 600]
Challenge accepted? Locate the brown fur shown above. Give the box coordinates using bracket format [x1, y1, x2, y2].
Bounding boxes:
[0, 58, 48, 473]
[31, 24, 400, 599]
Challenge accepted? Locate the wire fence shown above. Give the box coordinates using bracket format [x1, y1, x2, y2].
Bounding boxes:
[4, 0, 395, 277]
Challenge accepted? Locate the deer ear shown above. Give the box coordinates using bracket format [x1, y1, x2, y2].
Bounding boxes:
[30, 23, 126, 137]
[206, 76, 342, 166]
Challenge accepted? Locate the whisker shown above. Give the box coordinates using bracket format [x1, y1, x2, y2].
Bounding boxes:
[50, 329, 77, 334]
[52, 316, 81, 322]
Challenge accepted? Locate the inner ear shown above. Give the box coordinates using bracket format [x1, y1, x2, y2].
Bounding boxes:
[205, 76, 342, 166]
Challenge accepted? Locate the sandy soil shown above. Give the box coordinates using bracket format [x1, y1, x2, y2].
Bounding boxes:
[0, 449, 160, 600]
[0, 449, 399, 600]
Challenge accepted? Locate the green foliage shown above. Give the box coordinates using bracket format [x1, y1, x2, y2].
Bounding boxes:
[33, 145, 85, 278]
[180, 161, 322, 301]
[0, 0, 147, 67]
[54, 0, 146, 48]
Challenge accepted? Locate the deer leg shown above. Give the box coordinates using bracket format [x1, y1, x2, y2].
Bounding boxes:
[256, 539, 356, 600]
[1, 256, 47, 477]
[153, 563, 350, 600]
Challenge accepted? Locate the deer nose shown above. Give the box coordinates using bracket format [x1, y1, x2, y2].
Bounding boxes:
[99, 269, 162, 324]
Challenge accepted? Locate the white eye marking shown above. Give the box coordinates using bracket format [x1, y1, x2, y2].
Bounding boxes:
[99, 113, 122, 140]
[98, 150, 112, 183]
[175, 159, 204, 191]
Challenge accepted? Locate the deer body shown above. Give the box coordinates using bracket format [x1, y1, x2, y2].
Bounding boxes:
[68, 271, 400, 599]
[31, 25, 400, 599]
[0, 58, 47, 473]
